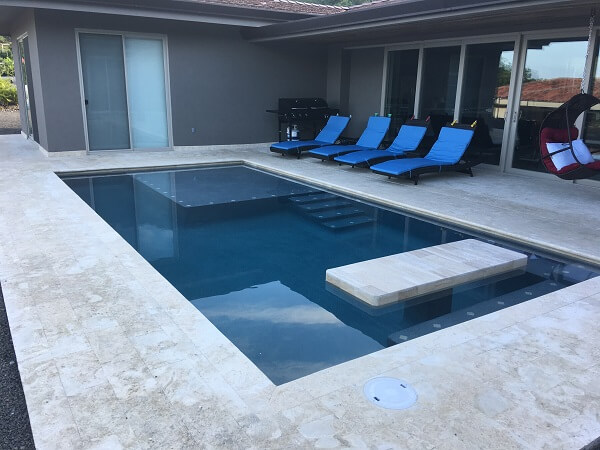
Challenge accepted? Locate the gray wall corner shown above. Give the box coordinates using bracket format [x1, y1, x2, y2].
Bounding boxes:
[345, 46, 385, 136]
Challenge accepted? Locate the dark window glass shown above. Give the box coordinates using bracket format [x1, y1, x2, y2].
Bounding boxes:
[420, 46, 461, 135]
[460, 42, 515, 165]
[384, 49, 419, 136]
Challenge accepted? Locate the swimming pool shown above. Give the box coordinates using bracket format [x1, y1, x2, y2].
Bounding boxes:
[62, 165, 598, 385]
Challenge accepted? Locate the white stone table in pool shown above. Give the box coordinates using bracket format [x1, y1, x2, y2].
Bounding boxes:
[326, 239, 528, 307]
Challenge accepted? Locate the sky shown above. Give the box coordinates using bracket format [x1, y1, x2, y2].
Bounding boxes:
[524, 40, 588, 80]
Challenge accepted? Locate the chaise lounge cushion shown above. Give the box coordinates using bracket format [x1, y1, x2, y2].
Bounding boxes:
[270, 115, 350, 154]
[370, 126, 475, 177]
[308, 116, 391, 160]
[270, 140, 329, 151]
[334, 124, 427, 166]
[309, 144, 370, 158]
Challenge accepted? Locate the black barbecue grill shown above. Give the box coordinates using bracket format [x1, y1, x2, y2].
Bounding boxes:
[266, 98, 339, 142]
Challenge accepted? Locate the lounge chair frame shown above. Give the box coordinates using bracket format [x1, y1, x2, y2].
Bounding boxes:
[372, 158, 478, 185]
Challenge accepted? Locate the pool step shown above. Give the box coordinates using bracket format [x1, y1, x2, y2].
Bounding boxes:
[288, 192, 338, 204]
[309, 207, 364, 221]
[289, 192, 375, 231]
[321, 215, 375, 230]
[296, 199, 353, 212]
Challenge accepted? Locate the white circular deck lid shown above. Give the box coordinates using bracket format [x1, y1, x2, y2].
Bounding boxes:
[363, 377, 417, 410]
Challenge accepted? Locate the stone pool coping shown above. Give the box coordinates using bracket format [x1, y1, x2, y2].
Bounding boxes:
[1, 134, 599, 448]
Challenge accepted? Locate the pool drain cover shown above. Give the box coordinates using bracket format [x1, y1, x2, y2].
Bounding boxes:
[363, 377, 417, 410]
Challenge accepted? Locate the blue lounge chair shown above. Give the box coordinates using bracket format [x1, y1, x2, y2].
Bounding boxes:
[334, 119, 428, 167]
[270, 115, 350, 158]
[370, 123, 476, 185]
[307, 116, 391, 161]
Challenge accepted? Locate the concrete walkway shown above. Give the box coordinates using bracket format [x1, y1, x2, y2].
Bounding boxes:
[0, 107, 20, 135]
[0, 134, 599, 449]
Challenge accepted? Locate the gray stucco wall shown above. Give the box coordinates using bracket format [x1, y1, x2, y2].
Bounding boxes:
[168, 25, 327, 146]
[34, 11, 87, 152]
[326, 46, 342, 109]
[344, 47, 384, 137]
[25, 10, 328, 151]
[9, 10, 47, 148]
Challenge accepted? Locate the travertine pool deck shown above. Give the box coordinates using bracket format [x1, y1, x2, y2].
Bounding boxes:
[326, 239, 528, 307]
[0, 133, 599, 449]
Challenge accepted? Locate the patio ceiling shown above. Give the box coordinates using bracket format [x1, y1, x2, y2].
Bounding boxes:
[243, 0, 600, 44]
[0, 6, 27, 34]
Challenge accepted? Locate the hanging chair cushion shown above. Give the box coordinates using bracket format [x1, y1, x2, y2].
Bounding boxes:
[546, 139, 595, 170]
[540, 127, 579, 173]
[556, 159, 600, 175]
[540, 127, 600, 175]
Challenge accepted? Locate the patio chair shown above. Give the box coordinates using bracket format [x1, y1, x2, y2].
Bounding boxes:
[307, 115, 391, 161]
[370, 122, 477, 185]
[270, 115, 350, 158]
[334, 118, 428, 167]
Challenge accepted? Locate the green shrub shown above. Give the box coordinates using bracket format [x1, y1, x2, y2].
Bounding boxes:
[0, 78, 17, 107]
[0, 37, 14, 77]
[0, 58, 14, 77]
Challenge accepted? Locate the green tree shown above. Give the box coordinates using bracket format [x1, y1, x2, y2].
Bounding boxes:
[0, 36, 15, 77]
[497, 58, 535, 87]
[0, 58, 14, 77]
[497, 59, 512, 87]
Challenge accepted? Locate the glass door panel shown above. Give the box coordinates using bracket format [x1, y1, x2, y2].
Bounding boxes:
[124, 38, 169, 149]
[79, 33, 131, 151]
[17, 38, 33, 138]
[460, 42, 515, 165]
[384, 49, 419, 136]
[420, 46, 461, 134]
[511, 38, 587, 171]
[580, 37, 600, 182]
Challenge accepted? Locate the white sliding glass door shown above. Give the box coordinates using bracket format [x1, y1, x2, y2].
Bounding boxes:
[510, 37, 588, 172]
[124, 38, 169, 148]
[79, 33, 130, 151]
[78, 32, 170, 151]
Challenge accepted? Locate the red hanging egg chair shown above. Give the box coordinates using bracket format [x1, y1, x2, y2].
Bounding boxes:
[539, 93, 600, 180]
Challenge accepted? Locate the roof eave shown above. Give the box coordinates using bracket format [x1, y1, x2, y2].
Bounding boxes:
[1, 0, 323, 28]
[243, 0, 595, 41]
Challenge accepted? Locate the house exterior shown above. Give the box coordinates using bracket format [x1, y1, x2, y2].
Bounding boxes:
[1, 0, 599, 181]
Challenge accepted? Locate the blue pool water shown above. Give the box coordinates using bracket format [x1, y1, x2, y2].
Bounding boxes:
[63, 165, 598, 385]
